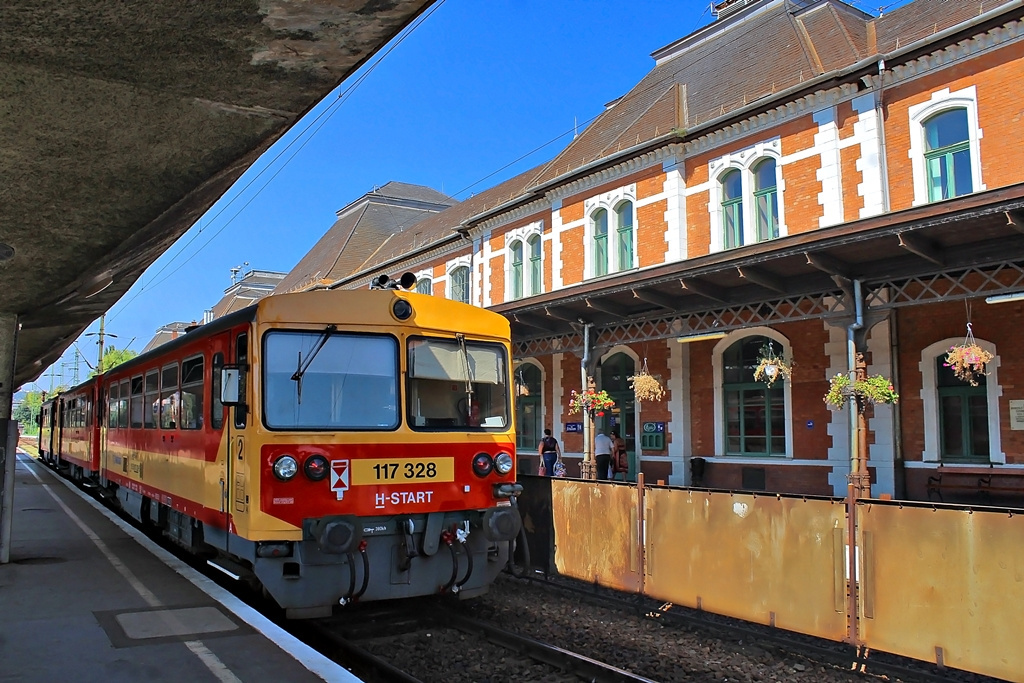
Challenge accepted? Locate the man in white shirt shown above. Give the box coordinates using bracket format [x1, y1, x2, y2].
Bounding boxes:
[594, 431, 613, 480]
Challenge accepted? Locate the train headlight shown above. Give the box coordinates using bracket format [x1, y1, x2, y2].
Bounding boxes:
[392, 299, 413, 321]
[472, 452, 493, 477]
[273, 455, 299, 481]
[493, 451, 513, 475]
[304, 454, 329, 481]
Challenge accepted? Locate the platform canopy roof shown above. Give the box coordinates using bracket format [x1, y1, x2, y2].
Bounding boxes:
[0, 0, 434, 388]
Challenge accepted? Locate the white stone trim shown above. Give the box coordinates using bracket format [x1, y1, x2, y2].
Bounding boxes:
[712, 327, 794, 458]
[668, 337, 688, 486]
[663, 166, 688, 262]
[907, 85, 984, 207]
[445, 256, 472, 303]
[851, 93, 885, 218]
[866, 320, 895, 497]
[918, 337, 1003, 464]
[824, 317, 852, 496]
[813, 106, 844, 227]
[552, 353, 564, 443]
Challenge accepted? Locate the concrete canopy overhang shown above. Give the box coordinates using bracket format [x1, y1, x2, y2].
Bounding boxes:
[1, 0, 434, 388]
[491, 182, 1024, 350]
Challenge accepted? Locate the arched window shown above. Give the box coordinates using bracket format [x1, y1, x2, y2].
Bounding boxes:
[723, 336, 785, 456]
[528, 234, 542, 296]
[721, 169, 743, 249]
[592, 208, 608, 277]
[415, 277, 432, 295]
[753, 159, 778, 241]
[599, 352, 636, 462]
[450, 266, 470, 303]
[510, 240, 524, 300]
[615, 201, 634, 272]
[515, 363, 542, 451]
[924, 108, 972, 202]
[936, 356, 989, 462]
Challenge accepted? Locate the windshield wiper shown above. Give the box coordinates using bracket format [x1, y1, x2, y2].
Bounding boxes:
[456, 333, 475, 424]
[291, 324, 337, 403]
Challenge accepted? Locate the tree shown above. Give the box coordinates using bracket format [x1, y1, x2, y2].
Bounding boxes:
[13, 390, 44, 433]
[90, 346, 138, 377]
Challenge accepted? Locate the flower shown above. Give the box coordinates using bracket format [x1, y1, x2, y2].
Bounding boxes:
[568, 388, 616, 416]
[752, 343, 793, 388]
[629, 363, 665, 402]
[824, 373, 899, 410]
[944, 343, 992, 386]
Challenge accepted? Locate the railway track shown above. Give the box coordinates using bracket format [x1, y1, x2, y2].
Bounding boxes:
[289, 598, 661, 683]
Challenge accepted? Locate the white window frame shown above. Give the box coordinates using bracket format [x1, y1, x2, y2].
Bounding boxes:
[908, 86, 984, 207]
[504, 222, 544, 301]
[708, 139, 784, 253]
[712, 327, 794, 458]
[413, 269, 432, 295]
[446, 258, 472, 304]
[918, 337, 1003, 463]
[584, 185, 636, 279]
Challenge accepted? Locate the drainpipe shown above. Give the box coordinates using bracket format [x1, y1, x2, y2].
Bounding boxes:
[874, 59, 891, 213]
[845, 279, 864, 647]
[581, 322, 593, 478]
[847, 279, 864, 489]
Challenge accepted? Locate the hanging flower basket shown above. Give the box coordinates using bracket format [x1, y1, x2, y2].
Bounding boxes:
[752, 342, 793, 388]
[945, 324, 992, 387]
[629, 359, 665, 402]
[824, 373, 899, 411]
[568, 389, 615, 417]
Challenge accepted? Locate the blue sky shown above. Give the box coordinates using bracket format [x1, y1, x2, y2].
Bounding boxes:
[32, 0, 912, 392]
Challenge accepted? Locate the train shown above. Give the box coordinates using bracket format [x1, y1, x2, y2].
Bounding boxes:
[38, 275, 523, 618]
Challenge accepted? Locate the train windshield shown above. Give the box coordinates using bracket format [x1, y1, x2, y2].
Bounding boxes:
[263, 331, 399, 430]
[407, 336, 509, 430]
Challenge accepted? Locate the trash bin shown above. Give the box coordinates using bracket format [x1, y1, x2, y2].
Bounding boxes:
[690, 457, 706, 486]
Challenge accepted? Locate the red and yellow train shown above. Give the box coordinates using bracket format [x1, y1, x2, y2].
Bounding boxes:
[39, 277, 522, 618]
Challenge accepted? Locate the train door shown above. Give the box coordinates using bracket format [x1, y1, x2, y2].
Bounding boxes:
[230, 331, 249, 519]
[47, 402, 59, 461]
[55, 397, 66, 467]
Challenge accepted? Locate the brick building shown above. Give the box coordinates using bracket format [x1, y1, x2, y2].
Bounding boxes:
[292, 0, 1024, 502]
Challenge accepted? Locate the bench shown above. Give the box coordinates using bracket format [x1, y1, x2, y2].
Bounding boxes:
[926, 465, 1024, 503]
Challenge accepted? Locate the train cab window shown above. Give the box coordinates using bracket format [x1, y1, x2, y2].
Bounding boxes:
[211, 352, 224, 430]
[161, 363, 179, 429]
[130, 375, 144, 428]
[263, 331, 399, 430]
[144, 370, 158, 429]
[235, 333, 248, 429]
[107, 382, 119, 428]
[118, 379, 129, 429]
[180, 355, 204, 430]
[407, 336, 510, 431]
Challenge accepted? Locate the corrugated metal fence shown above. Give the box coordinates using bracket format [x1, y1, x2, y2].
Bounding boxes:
[527, 477, 1024, 682]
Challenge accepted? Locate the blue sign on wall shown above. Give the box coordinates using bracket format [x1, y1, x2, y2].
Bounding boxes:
[565, 422, 583, 433]
[642, 421, 666, 433]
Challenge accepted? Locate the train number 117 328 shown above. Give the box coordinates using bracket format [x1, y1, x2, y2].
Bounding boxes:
[354, 457, 454, 484]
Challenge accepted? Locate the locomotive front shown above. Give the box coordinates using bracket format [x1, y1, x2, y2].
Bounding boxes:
[226, 286, 522, 618]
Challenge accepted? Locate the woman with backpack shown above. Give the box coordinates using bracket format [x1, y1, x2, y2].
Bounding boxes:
[538, 428, 561, 476]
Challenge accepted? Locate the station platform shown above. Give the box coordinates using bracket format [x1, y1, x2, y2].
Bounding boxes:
[0, 448, 362, 683]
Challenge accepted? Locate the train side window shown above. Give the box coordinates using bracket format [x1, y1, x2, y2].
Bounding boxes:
[118, 379, 130, 429]
[211, 352, 224, 430]
[108, 382, 119, 428]
[161, 363, 179, 429]
[180, 355, 204, 430]
[235, 333, 248, 429]
[130, 375, 144, 428]
[144, 370, 158, 428]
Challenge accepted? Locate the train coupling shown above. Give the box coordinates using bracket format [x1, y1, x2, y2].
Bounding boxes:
[492, 482, 523, 498]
